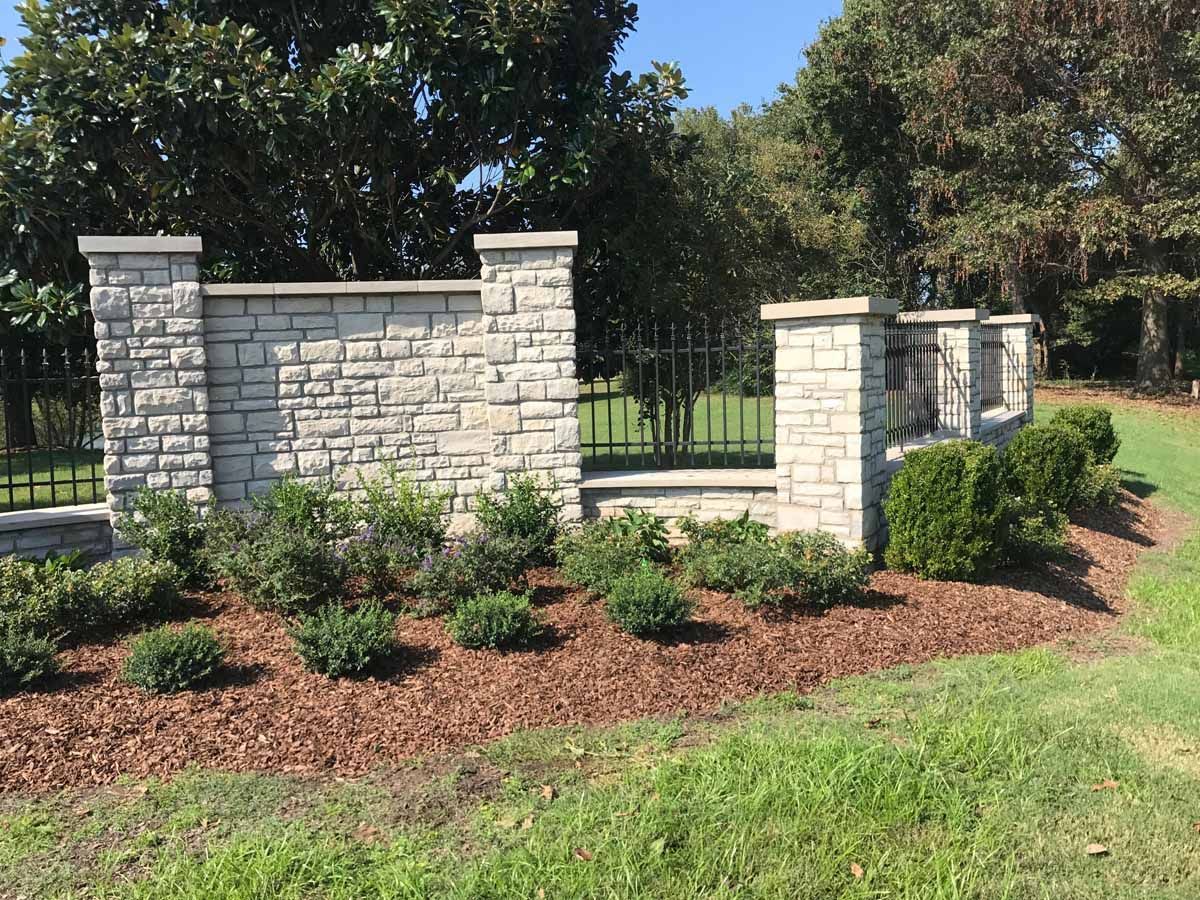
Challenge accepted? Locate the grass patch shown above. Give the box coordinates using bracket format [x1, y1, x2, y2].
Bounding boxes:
[0, 447, 104, 512]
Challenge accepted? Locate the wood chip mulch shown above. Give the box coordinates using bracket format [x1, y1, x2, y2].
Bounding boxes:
[0, 493, 1172, 792]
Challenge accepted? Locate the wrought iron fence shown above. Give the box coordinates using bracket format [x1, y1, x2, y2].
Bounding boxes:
[981, 329, 1006, 411]
[0, 342, 104, 512]
[578, 321, 774, 470]
[885, 321, 940, 448]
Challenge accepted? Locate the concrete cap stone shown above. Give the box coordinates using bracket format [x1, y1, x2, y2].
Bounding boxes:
[984, 314, 1042, 325]
[474, 231, 579, 251]
[761, 296, 899, 321]
[897, 308, 990, 323]
[78, 236, 202, 254]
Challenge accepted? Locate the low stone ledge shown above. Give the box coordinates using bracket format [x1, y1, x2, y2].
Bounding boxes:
[984, 314, 1042, 326]
[0, 503, 111, 533]
[581, 469, 776, 490]
[981, 409, 1027, 431]
[897, 308, 990, 323]
[202, 280, 482, 297]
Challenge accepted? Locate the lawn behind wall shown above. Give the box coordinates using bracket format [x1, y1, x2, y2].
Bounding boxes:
[2, 388, 1200, 899]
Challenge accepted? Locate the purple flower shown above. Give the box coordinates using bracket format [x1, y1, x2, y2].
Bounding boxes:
[420, 555, 434, 572]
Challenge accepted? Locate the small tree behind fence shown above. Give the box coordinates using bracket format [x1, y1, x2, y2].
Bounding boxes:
[578, 320, 775, 470]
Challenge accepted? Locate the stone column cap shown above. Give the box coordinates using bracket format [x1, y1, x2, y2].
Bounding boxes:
[474, 231, 579, 251]
[78, 236, 203, 254]
[761, 296, 898, 321]
[984, 314, 1042, 326]
[897, 308, 990, 323]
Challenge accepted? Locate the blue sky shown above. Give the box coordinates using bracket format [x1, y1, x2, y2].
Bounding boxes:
[0, 1, 843, 112]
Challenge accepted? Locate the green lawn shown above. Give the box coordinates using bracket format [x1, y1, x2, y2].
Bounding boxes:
[0, 448, 104, 512]
[4, 392, 1200, 898]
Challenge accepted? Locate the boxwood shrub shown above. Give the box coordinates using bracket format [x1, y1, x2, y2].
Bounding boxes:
[1003, 422, 1092, 512]
[0, 626, 59, 693]
[290, 601, 397, 677]
[447, 590, 543, 650]
[220, 526, 344, 614]
[117, 488, 206, 582]
[605, 563, 694, 636]
[121, 624, 224, 694]
[1049, 404, 1120, 464]
[884, 440, 1009, 581]
[557, 524, 650, 595]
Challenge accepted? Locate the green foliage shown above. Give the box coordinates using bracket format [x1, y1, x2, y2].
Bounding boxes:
[222, 527, 344, 614]
[1004, 503, 1069, 566]
[597, 509, 671, 563]
[777, 531, 872, 607]
[1003, 423, 1092, 513]
[197, 506, 254, 580]
[475, 475, 560, 565]
[407, 533, 529, 613]
[0, 555, 92, 636]
[679, 537, 787, 607]
[0, 625, 58, 693]
[1076, 463, 1122, 510]
[884, 440, 1009, 581]
[353, 464, 450, 564]
[250, 477, 355, 540]
[679, 511, 770, 546]
[86, 557, 182, 627]
[1049, 405, 1121, 464]
[446, 591, 543, 651]
[604, 562, 694, 636]
[556, 525, 648, 596]
[118, 489, 206, 581]
[289, 601, 396, 678]
[121, 625, 224, 694]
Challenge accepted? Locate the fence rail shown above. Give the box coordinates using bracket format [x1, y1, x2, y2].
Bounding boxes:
[885, 321, 940, 448]
[0, 343, 104, 512]
[578, 321, 775, 470]
[981, 329, 1006, 411]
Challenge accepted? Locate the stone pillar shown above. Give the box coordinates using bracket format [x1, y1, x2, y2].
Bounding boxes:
[985, 314, 1040, 421]
[78, 237, 213, 541]
[898, 309, 988, 439]
[474, 232, 582, 521]
[764, 296, 897, 550]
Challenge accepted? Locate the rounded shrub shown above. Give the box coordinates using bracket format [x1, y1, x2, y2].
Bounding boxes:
[117, 488, 206, 582]
[407, 532, 529, 613]
[290, 601, 397, 678]
[224, 527, 344, 614]
[1076, 463, 1122, 509]
[0, 626, 59, 694]
[605, 563, 694, 636]
[884, 440, 1009, 581]
[777, 531, 872, 607]
[0, 556, 94, 637]
[1049, 405, 1120, 464]
[557, 525, 646, 596]
[121, 625, 224, 694]
[88, 557, 182, 627]
[447, 591, 542, 650]
[475, 474, 560, 564]
[1003, 423, 1092, 511]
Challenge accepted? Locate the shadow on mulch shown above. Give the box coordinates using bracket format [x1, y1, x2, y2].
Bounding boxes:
[372, 644, 441, 682]
[17, 668, 105, 696]
[649, 620, 735, 648]
[205, 663, 269, 690]
[1075, 498, 1158, 547]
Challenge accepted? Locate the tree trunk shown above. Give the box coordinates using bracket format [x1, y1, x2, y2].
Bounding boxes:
[1136, 288, 1173, 392]
[3, 388, 35, 449]
[1174, 304, 1190, 379]
[1003, 258, 1027, 314]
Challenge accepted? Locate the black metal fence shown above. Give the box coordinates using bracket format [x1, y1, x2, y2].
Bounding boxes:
[885, 321, 940, 448]
[578, 321, 775, 470]
[981, 329, 1006, 411]
[0, 343, 104, 512]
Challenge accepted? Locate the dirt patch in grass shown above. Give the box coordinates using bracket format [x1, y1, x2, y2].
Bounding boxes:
[0, 494, 1168, 792]
[1038, 385, 1200, 417]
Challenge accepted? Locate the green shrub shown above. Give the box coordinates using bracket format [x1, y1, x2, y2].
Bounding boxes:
[475, 475, 560, 565]
[1076, 463, 1122, 509]
[88, 557, 182, 627]
[222, 527, 344, 614]
[884, 440, 1009, 581]
[250, 477, 356, 540]
[1004, 423, 1092, 512]
[1049, 404, 1120, 464]
[446, 590, 543, 650]
[121, 625, 224, 694]
[407, 532, 529, 612]
[557, 525, 647, 595]
[117, 488, 206, 581]
[1004, 503, 1069, 565]
[597, 509, 671, 563]
[777, 531, 872, 607]
[679, 511, 770, 546]
[679, 537, 788, 607]
[290, 601, 397, 677]
[353, 464, 450, 563]
[198, 506, 254, 579]
[0, 556, 95, 637]
[605, 562, 694, 636]
[0, 626, 58, 693]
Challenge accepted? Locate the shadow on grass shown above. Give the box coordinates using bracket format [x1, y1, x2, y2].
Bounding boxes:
[1120, 469, 1158, 500]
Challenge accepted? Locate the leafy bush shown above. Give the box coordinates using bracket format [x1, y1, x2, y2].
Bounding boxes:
[446, 591, 543, 650]
[1050, 405, 1120, 464]
[777, 531, 872, 607]
[679, 511, 770, 546]
[198, 505, 254, 579]
[407, 532, 529, 612]
[0, 555, 93, 636]
[222, 527, 344, 614]
[884, 440, 1009, 581]
[1004, 503, 1069, 565]
[354, 464, 450, 563]
[557, 525, 647, 595]
[117, 488, 206, 581]
[250, 476, 355, 540]
[121, 625, 224, 694]
[0, 626, 58, 693]
[597, 509, 671, 563]
[475, 475, 560, 564]
[679, 537, 787, 607]
[1076, 463, 1122, 509]
[88, 558, 182, 627]
[1004, 423, 1092, 512]
[290, 601, 397, 677]
[605, 562, 694, 635]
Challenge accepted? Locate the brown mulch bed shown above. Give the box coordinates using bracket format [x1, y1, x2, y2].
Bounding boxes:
[0, 493, 1171, 792]
[1038, 384, 1200, 416]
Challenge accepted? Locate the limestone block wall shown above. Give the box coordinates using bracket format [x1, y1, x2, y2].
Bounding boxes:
[580, 471, 776, 529]
[0, 505, 113, 561]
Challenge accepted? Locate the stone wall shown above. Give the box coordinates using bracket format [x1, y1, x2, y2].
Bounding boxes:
[0, 505, 113, 561]
[580, 471, 776, 529]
